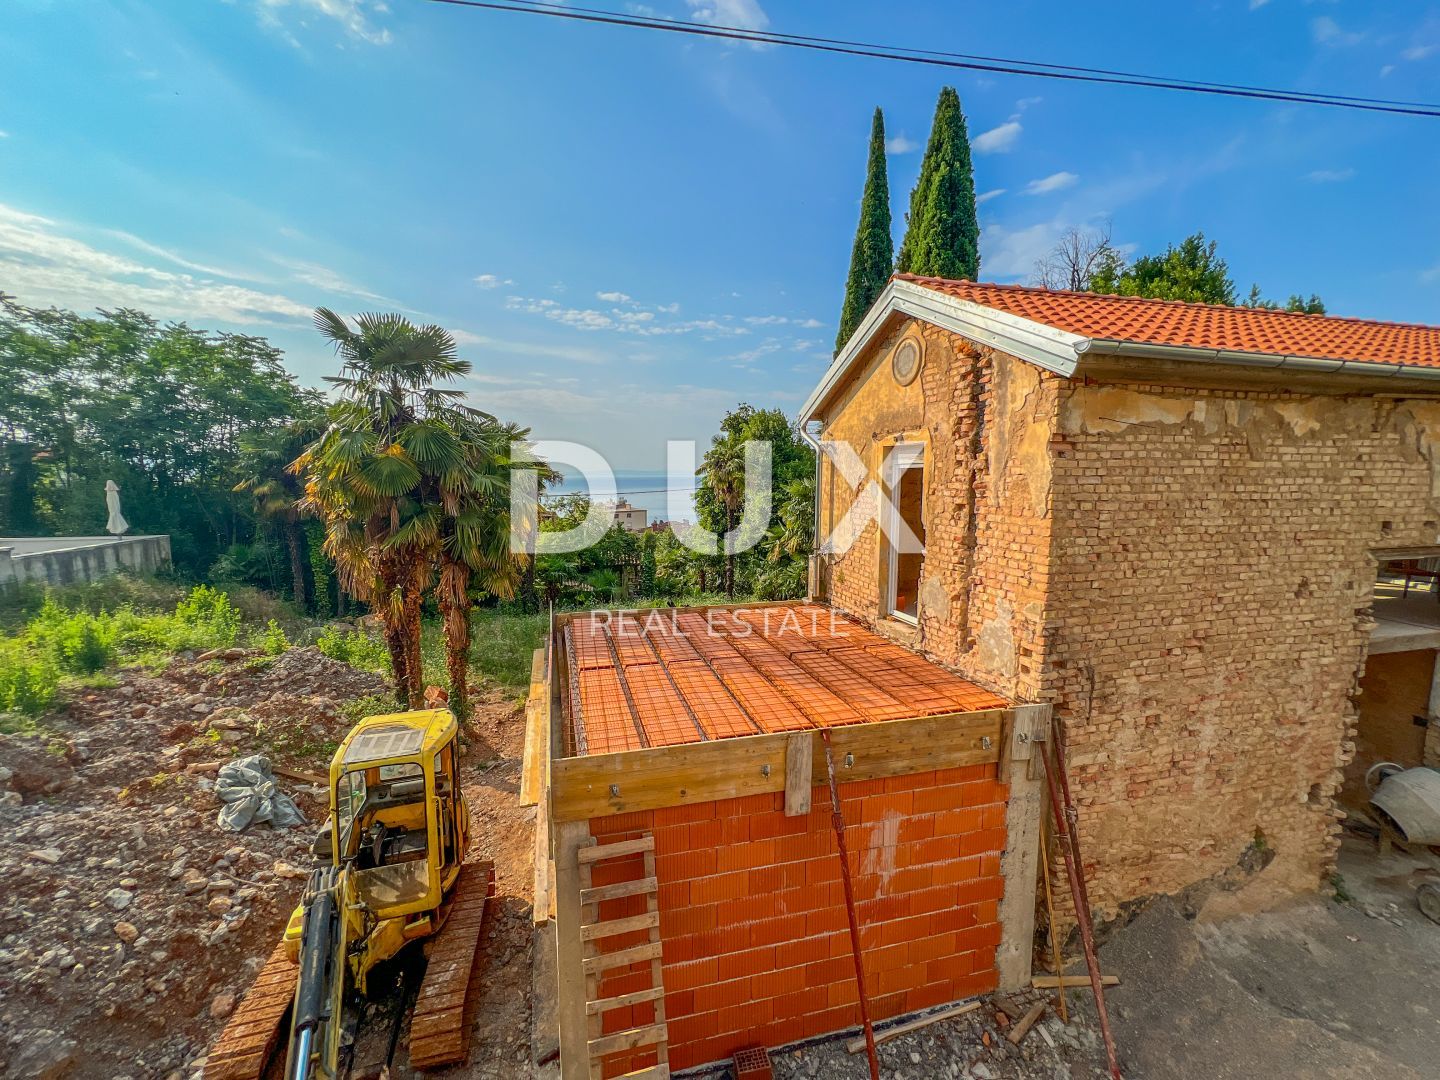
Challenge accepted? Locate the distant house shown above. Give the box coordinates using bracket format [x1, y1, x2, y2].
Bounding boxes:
[609, 497, 648, 534]
[801, 274, 1440, 915]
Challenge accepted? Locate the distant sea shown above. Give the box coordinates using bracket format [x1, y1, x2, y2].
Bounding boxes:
[548, 470, 696, 525]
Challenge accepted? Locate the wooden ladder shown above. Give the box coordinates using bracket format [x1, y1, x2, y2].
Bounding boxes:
[577, 833, 671, 1080]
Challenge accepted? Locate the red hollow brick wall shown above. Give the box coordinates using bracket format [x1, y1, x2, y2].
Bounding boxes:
[585, 763, 1008, 1076]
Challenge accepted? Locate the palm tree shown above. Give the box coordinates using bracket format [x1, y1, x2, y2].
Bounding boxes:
[234, 414, 323, 609]
[295, 310, 533, 718]
[699, 440, 746, 597]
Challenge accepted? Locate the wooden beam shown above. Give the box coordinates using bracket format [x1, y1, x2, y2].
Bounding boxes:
[1031, 974, 1120, 989]
[996, 703, 1050, 992]
[520, 696, 547, 807]
[843, 1001, 982, 1053]
[548, 709, 1004, 822]
[552, 820, 591, 1080]
[784, 731, 813, 817]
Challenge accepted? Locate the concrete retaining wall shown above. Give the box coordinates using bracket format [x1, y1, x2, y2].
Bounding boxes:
[0, 535, 172, 590]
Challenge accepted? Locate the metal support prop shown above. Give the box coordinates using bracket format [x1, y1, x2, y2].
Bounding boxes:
[821, 729, 879, 1080]
[1038, 725, 1122, 1080]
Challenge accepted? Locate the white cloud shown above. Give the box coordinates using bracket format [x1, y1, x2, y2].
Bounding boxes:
[980, 221, 1071, 279]
[1312, 15, 1362, 46]
[1249, 0, 1270, 9]
[0, 130, 9, 139]
[505, 295, 747, 338]
[1023, 171, 1079, 196]
[685, 0, 769, 32]
[1420, 263, 1440, 285]
[270, 256, 393, 304]
[451, 330, 609, 365]
[1403, 44, 1437, 61]
[253, 0, 393, 46]
[474, 273, 514, 289]
[742, 314, 822, 328]
[1014, 96, 1043, 111]
[973, 120, 1022, 154]
[1380, 64, 1397, 77]
[596, 290, 633, 303]
[885, 133, 920, 155]
[0, 202, 314, 325]
[1305, 167, 1356, 182]
[976, 188, 1007, 205]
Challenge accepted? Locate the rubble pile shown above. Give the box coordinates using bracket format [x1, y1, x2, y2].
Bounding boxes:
[0, 646, 390, 1079]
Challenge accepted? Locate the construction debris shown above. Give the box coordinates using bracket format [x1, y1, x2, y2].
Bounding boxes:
[214, 755, 305, 832]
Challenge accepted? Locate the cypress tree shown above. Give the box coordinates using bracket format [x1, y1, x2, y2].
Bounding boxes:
[835, 107, 895, 354]
[896, 86, 980, 281]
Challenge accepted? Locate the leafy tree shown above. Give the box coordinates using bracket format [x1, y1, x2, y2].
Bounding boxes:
[234, 414, 325, 608]
[695, 404, 815, 601]
[1085, 232, 1325, 312]
[1241, 284, 1326, 314]
[1088, 231, 1236, 304]
[836, 107, 894, 354]
[0, 296, 318, 573]
[895, 87, 979, 281]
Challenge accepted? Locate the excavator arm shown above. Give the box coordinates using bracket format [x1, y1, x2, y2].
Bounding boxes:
[284, 866, 355, 1080]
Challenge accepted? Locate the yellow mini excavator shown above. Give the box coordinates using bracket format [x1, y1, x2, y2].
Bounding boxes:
[206, 708, 493, 1080]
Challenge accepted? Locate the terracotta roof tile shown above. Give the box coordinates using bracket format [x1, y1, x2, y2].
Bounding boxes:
[898, 275, 1440, 369]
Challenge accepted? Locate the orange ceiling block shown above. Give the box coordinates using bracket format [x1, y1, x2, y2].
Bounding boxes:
[564, 603, 1011, 755]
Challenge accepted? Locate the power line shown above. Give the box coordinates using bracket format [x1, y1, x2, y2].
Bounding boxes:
[419, 0, 1440, 118]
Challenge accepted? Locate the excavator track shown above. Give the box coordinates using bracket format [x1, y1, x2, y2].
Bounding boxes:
[409, 859, 495, 1070]
[205, 941, 298, 1080]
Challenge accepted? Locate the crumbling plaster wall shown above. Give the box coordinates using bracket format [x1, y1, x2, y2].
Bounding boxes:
[1047, 381, 1440, 915]
[820, 319, 1060, 704]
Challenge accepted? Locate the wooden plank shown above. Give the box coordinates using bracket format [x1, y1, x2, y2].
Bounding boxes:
[580, 877, 657, 906]
[581, 941, 662, 976]
[550, 708, 1003, 822]
[607, 1066, 667, 1080]
[580, 911, 659, 941]
[520, 696, 546, 807]
[1007, 1001, 1047, 1045]
[1031, 974, 1120, 989]
[532, 764, 552, 926]
[784, 731, 813, 817]
[577, 836, 654, 864]
[587, 1024, 667, 1058]
[843, 1001, 982, 1053]
[997, 703, 1050, 992]
[554, 821, 592, 1080]
[584, 985, 665, 1016]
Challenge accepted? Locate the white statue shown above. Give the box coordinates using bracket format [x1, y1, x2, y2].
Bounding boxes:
[105, 480, 129, 536]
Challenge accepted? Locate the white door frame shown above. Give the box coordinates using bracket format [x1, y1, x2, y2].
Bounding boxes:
[883, 442, 926, 624]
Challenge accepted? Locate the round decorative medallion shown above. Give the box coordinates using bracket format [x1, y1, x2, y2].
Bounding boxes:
[892, 338, 923, 386]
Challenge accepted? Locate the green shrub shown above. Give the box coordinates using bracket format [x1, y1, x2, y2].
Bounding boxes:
[171, 585, 243, 650]
[24, 599, 117, 674]
[256, 619, 290, 656]
[316, 625, 390, 673]
[0, 638, 60, 716]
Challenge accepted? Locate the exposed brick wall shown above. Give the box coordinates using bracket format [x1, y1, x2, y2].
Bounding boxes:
[586, 764, 1007, 1075]
[1044, 383, 1440, 912]
[816, 320, 1440, 918]
[820, 319, 1059, 705]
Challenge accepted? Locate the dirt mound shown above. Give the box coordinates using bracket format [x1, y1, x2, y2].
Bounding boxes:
[0, 646, 390, 1079]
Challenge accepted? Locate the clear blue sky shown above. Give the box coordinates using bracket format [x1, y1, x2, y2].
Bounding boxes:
[3, 0, 1438, 469]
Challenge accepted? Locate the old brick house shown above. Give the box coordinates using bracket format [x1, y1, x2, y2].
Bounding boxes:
[799, 275, 1440, 917]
